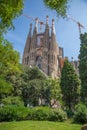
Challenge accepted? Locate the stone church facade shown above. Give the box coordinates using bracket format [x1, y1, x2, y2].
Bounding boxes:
[22, 16, 64, 79]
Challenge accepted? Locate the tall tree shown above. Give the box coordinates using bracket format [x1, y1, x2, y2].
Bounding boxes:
[0, 0, 24, 103]
[0, 37, 21, 101]
[79, 33, 87, 104]
[60, 60, 80, 110]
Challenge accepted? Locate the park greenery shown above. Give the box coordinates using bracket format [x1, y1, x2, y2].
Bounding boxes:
[0, 1, 87, 130]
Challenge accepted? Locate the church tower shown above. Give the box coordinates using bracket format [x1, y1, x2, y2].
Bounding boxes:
[48, 19, 59, 78]
[22, 16, 63, 78]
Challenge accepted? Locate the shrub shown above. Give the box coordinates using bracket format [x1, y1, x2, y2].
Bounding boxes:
[0, 106, 67, 122]
[2, 96, 24, 106]
[0, 106, 29, 121]
[49, 109, 67, 121]
[28, 106, 52, 120]
[28, 107, 67, 122]
[74, 103, 87, 124]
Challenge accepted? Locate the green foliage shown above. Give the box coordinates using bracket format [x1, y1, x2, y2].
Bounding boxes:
[0, 0, 24, 35]
[28, 107, 52, 121]
[0, 37, 21, 76]
[22, 66, 46, 81]
[0, 76, 13, 101]
[43, 0, 69, 17]
[65, 109, 74, 118]
[45, 78, 62, 106]
[74, 103, 87, 124]
[60, 60, 81, 110]
[6, 73, 23, 96]
[49, 109, 67, 121]
[0, 37, 21, 100]
[0, 106, 67, 122]
[2, 96, 24, 106]
[21, 67, 47, 106]
[28, 106, 67, 122]
[0, 77, 13, 94]
[21, 69, 62, 107]
[0, 106, 29, 122]
[79, 33, 87, 103]
[22, 79, 42, 106]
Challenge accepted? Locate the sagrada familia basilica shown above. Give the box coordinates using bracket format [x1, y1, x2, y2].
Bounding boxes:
[22, 16, 67, 78]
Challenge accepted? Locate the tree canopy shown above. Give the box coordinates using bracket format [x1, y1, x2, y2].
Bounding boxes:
[43, 0, 69, 17]
[0, 0, 24, 101]
[0, 0, 24, 35]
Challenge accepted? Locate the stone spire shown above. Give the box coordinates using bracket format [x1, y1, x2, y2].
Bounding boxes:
[52, 19, 56, 35]
[28, 23, 32, 52]
[33, 17, 38, 34]
[29, 23, 32, 36]
[44, 16, 49, 48]
[46, 15, 49, 25]
[23, 23, 32, 54]
[49, 19, 57, 50]
[32, 18, 38, 49]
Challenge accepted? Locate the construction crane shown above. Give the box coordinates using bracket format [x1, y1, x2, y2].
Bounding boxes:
[23, 13, 52, 31]
[67, 15, 85, 35]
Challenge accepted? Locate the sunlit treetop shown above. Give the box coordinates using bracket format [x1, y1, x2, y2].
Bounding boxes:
[0, 0, 24, 35]
[43, 0, 70, 17]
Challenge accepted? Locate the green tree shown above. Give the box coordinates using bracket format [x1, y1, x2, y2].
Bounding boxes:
[79, 33, 87, 104]
[0, 0, 24, 35]
[0, 37, 21, 76]
[60, 60, 80, 110]
[21, 67, 47, 106]
[46, 78, 62, 107]
[43, 0, 69, 17]
[22, 79, 42, 107]
[0, 38, 21, 102]
[0, 0, 24, 104]
[22, 66, 46, 81]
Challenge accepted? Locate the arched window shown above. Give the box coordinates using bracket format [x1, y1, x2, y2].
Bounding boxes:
[36, 56, 42, 69]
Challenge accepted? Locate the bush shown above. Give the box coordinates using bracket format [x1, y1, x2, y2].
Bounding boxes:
[0, 106, 67, 122]
[28, 106, 52, 120]
[2, 96, 24, 106]
[49, 109, 67, 121]
[74, 103, 87, 124]
[0, 106, 29, 122]
[28, 107, 67, 122]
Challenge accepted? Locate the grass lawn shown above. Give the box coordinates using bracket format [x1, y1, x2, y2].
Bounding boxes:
[0, 121, 81, 130]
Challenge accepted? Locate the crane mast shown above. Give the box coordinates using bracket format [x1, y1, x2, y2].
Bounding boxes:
[67, 15, 85, 35]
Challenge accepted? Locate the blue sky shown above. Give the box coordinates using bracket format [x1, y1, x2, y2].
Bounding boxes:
[5, 0, 87, 62]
